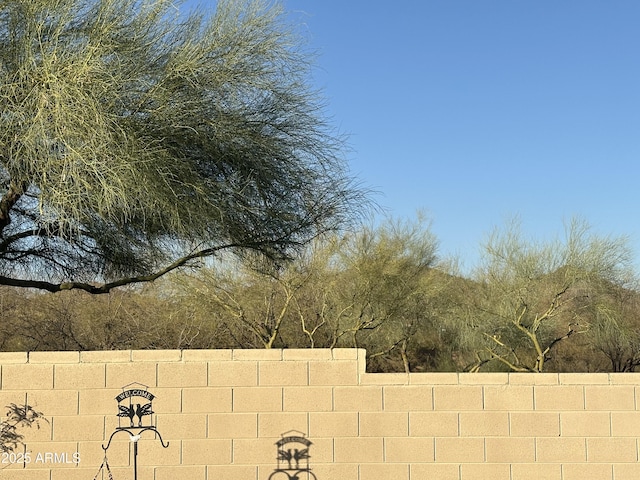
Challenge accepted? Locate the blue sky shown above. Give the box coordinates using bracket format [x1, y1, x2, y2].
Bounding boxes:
[198, 1, 640, 269]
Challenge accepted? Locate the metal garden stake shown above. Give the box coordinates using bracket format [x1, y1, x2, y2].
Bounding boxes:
[101, 383, 169, 480]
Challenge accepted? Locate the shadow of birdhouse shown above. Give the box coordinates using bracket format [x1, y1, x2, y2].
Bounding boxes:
[268, 430, 317, 480]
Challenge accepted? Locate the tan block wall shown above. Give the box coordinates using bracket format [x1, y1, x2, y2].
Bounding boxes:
[1, 350, 640, 479]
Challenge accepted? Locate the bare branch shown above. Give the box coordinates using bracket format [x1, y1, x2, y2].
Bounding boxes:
[0, 243, 244, 293]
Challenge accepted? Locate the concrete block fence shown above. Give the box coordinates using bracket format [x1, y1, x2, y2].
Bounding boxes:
[1, 349, 640, 479]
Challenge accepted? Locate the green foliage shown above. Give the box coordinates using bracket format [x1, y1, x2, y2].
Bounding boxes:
[0, 214, 638, 374]
[322, 217, 441, 371]
[463, 217, 634, 372]
[586, 278, 640, 372]
[163, 216, 450, 372]
[9, 282, 236, 351]
[0, 0, 366, 292]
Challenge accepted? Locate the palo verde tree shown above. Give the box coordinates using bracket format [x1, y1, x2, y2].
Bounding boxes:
[586, 276, 640, 372]
[321, 216, 441, 372]
[167, 215, 444, 371]
[465, 218, 633, 373]
[0, 0, 366, 293]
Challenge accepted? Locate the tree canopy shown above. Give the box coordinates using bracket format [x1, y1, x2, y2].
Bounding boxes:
[0, 214, 639, 373]
[0, 0, 366, 293]
[463, 218, 635, 372]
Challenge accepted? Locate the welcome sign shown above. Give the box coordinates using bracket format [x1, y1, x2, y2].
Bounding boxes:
[115, 383, 156, 429]
[115, 388, 155, 402]
[97, 382, 169, 480]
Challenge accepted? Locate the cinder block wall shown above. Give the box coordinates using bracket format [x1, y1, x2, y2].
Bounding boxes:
[1, 349, 640, 480]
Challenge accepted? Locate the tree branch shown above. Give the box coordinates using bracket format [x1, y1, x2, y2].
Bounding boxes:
[0, 243, 252, 294]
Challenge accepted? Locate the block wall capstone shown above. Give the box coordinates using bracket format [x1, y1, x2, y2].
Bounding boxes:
[1, 349, 639, 479]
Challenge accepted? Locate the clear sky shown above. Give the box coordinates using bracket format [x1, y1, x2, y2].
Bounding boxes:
[197, 1, 640, 270]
